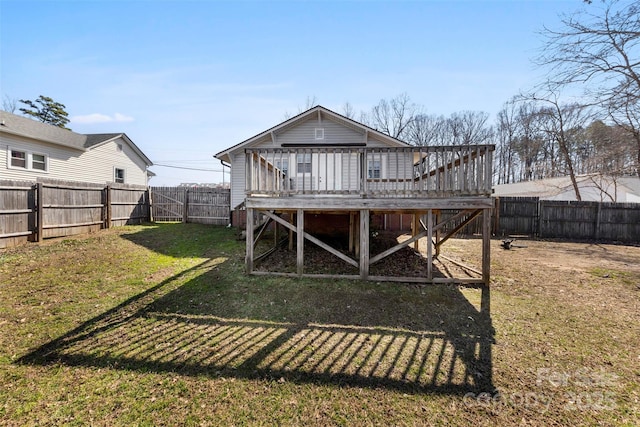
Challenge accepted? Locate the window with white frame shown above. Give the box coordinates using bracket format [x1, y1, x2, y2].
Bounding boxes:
[314, 128, 324, 140]
[32, 153, 47, 171]
[8, 148, 48, 171]
[296, 153, 312, 174]
[114, 168, 125, 183]
[10, 149, 27, 168]
[368, 159, 382, 179]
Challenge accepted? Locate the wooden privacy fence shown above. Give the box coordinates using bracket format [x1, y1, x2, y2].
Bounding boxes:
[150, 187, 230, 225]
[494, 197, 640, 243]
[436, 196, 640, 243]
[0, 179, 149, 248]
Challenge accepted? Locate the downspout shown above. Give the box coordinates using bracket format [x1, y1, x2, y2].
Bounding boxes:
[220, 160, 231, 187]
[220, 159, 232, 226]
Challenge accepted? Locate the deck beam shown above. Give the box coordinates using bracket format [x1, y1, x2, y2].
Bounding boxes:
[246, 196, 493, 211]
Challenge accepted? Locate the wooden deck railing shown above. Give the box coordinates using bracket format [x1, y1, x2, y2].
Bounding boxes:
[245, 145, 494, 198]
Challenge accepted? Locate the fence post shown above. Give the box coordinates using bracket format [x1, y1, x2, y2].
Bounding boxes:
[146, 187, 153, 222]
[594, 202, 602, 240]
[182, 188, 189, 223]
[36, 183, 43, 242]
[105, 185, 112, 229]
[537, 199, 543, 238]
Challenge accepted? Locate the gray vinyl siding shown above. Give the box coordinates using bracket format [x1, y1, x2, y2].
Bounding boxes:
[277, 118, 365, 146]
[230, 152, 246, 209]
[1, 133, 148, 185]
[227, 112, 411, 202]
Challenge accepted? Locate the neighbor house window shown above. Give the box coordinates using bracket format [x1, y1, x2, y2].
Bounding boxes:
[296, 153, 312, 174]
[7, 148, 48, 172]
[31, 153, 47, 171]
[10, 150, 27, 168]
[115, 168, 125, 183]
[315, 128, 324, 140]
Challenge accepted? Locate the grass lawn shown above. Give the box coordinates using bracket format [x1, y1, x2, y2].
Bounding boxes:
[1, 223, 639, 426]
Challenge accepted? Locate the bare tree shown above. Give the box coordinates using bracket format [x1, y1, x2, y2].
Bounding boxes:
[2, 95, 18, 113]
[341, 102, 355, 119]
[512, 100, 546, 181]
[608, 89, 640, 174]
[538, 0, 640, 174]
[365, 93, 419, 140]
[406, 113, 448, 146]
[283, 95, 318, 120]
[496, 99, 520, 184]
[540, 101, 591, 200]
[447, 111, 493, 145]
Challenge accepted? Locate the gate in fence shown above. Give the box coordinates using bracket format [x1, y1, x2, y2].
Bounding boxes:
[150, 187, 230, 225]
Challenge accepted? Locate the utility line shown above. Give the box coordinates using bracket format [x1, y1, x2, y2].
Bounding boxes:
[153, 163, 228, 172]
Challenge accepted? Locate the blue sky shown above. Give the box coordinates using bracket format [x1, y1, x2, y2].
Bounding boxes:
[1, 0, 585, 185]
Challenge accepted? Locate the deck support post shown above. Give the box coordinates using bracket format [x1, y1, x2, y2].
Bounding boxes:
[427, 209, 433, 280]
[412, 213, 420, 250]
[435, 210, 441, 257]
[288, 212, 295, 251]
[246, 207, 254, 274]
[297, 208, 304, 276]
[482, 206, 491, 285]
[348, 211, 356, 253]
[359, 209, 369, 280]
[354, 211, 360, 258]
[273, 214, 279, 248]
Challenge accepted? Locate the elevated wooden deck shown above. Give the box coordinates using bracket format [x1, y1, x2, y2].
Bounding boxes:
[244, 145, 495, 285]
[245, 145, 494, 198]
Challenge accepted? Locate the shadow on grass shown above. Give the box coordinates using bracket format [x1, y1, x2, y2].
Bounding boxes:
[18, 226, 495, 396]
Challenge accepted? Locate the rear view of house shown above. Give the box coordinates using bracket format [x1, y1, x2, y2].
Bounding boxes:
[216, 106, 495, 284]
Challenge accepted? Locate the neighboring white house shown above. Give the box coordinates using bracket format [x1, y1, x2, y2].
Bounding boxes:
[494, 175, 640, 203]
[0, 110, 153, 185]
[214, 105, 410, 212]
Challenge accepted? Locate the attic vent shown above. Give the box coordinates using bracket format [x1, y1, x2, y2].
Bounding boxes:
[315, 128, 324, 140]
[117, 143, 123, 152]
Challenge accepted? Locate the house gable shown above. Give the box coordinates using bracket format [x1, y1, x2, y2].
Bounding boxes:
[85, 133, 153, 167]
[215, 105, 409, 163]
[216, 105, 411, 211]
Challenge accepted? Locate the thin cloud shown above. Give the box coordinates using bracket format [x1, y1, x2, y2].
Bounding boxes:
[72, 112, 134, 124]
